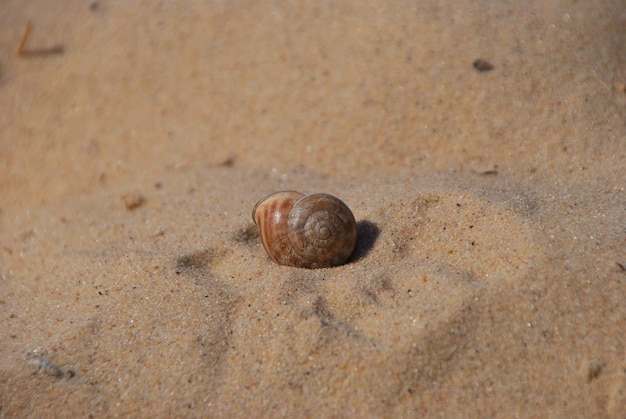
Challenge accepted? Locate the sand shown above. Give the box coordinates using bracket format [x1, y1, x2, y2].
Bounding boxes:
[1, 0, 625, 417]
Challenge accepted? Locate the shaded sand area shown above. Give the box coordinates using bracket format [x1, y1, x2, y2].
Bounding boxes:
[1, 0, 625, 416]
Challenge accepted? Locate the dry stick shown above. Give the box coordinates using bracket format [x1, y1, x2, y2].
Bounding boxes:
[17, 21, 31, 54]
[18, 21, 65, 57]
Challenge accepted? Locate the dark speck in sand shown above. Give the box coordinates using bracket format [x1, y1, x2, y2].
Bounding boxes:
[473, 58, 494, 72]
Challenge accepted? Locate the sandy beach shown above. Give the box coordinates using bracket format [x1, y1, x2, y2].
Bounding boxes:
[1, 0, 625, 416]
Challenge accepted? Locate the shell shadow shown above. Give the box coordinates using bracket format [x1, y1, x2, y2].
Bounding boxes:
[350, 220, 380, 263]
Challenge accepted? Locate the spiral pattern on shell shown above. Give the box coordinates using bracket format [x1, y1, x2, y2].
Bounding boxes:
[252, 191, 357, 268]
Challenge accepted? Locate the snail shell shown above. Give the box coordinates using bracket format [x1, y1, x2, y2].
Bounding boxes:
[252, 191, 357, 268]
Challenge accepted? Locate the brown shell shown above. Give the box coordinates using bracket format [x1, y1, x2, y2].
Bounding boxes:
[252, 191, 357, 268]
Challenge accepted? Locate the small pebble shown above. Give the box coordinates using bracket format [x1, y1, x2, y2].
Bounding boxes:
[473, 58, 494, 72]
[121, 193, 145, 211]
